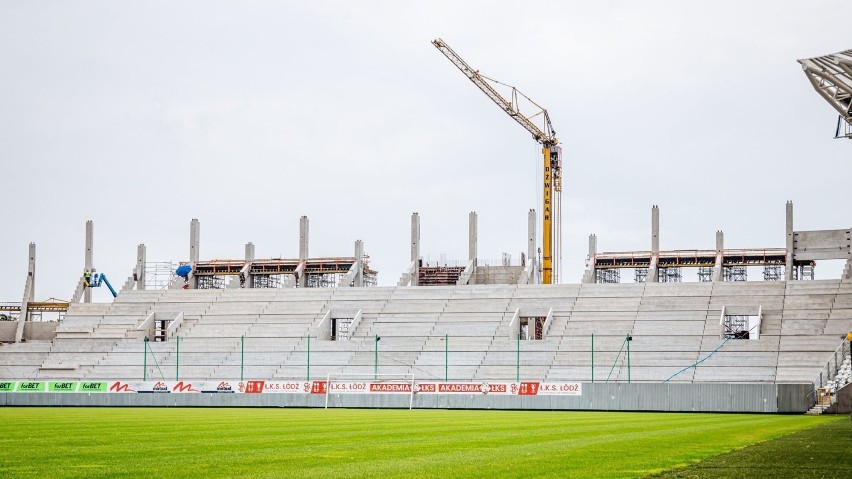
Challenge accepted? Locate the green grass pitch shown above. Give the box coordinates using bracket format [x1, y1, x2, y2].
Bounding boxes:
[0, 408, 845, 478]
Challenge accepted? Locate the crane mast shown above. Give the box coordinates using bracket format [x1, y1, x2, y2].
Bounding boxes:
[432, 38, 562, 284]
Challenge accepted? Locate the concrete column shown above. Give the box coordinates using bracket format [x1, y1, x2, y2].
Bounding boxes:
[354, 239, 364, 287]
[27, 242, 36, 301]
[299, 216, 309, 288]
[411, 212, 420, 286]
[582, 234, 597, 284]
[785, 201, 794, 281]
[187, 218, 200, 289]
[468, 211, 478, 286]
[189, 219, 200, 263]
[468, 211, 478, 263]
[242, 242, 255, 289]
[84, 220, 94, 303]
[714, 231, 724, 282]
[527, 209, 537, 283]
[136, 244, 146, 290]
[647, 205, 660, 283]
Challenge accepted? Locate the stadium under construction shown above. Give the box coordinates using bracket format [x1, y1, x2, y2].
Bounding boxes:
[1, 48, 851, 414]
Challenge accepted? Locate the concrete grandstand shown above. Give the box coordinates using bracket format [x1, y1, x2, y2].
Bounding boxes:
[2, 201, 851, 413]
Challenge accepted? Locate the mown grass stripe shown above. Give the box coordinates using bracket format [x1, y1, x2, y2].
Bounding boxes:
[0, 408, 840, 479]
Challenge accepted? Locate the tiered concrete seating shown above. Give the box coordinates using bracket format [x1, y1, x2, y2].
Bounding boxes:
[3, 279, 852, 384]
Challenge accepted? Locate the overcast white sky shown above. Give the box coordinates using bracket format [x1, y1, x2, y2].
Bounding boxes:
[2, 1, 850, 302]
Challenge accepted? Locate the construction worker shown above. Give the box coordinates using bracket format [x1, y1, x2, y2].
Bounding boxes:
[239, 272, 246, 288]
[84, 270, 91, 287]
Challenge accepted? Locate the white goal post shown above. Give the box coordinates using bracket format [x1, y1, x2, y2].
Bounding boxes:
[324, 373, 416, 410]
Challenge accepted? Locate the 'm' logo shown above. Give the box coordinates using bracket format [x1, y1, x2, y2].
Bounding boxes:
[172, 381, 199, 393]
[109, 382, 135, 392]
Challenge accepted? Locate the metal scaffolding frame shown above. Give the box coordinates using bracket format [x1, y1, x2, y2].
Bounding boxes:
[145, 262, 176, 290]
[763, 265, 784, 281]
[658, 267, 682, 283]
[795, 264, 815, 281]
[724, 315, 750, 339]
[697, 266, 714, 283]
[724, 266, 747, 282]
[596, 268, 620, 284]
[634, 268, 648, 283]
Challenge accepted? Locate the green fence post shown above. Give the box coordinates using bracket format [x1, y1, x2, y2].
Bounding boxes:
[445, 333, 448, 382]
[240, 335, 245, 382]
[627, 334, 632, 384]
[591, 333, 595, 383]
[306, 335, 311, 381]
[143, 336, 148, 381]
[516, 331, 520, 382]
[374, 335, 379, 379]
[175, 335, 180, 381]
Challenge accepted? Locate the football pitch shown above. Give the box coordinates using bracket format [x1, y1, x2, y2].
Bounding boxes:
[0, 408, 846, 478]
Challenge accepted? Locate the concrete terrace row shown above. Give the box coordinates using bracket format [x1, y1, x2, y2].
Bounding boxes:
[1, 280, 851, 384]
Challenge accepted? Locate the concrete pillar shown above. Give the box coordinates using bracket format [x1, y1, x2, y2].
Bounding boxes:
[527, 209, 537, 283]
[647, 205, 660, 283]
[136, 244, 146, 290]
[188, 218, 200, 289]
[468, 211, 478, 286]
[189, 219, 200, 263]
[27, 242, 36, 301]
[299, 216, 309, 288]
[242, 242, 255, 289]
[84, 220, 94, 303]
[714, 231, 724, 282]
[582, 234, 597, 284]
[354, 239, 364, 287]
[468, 211, 478, 262]
[785, 201, 794, 281]
[411, 212, 420, 286]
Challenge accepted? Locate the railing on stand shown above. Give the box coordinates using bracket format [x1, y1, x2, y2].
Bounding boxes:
[806, 338, 851, 410]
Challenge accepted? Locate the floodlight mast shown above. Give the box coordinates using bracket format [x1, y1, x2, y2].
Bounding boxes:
[432, 38, 563, 284]
[798, 49, 852, 139]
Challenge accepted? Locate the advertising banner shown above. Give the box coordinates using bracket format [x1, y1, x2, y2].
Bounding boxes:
[0, 379, 582, 396]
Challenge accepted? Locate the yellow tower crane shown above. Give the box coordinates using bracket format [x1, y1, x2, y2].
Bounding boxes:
[432, 38, 562, 284]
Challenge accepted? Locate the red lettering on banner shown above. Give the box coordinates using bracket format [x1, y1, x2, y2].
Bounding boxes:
[310, 381, 327, 394]
[109, 381, 135, 392]
[245, 381, 265, 394]
[438, 384, 481, 393]
[416, 383, 436, 393]
[369, 383, 411, 393]
[172, 381, 200, 393]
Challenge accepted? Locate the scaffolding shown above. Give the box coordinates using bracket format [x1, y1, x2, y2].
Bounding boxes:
[145, 262, 177, 290]
[634, 268, 647, 283]
[307, 273, 343, 288]
[724, 266, 747, 282]
[763, 265, 783, 281]
[697, 266, 714, 282]
[724, 315, 750, 339]
[251, 274, 285, 289]
[196, 275, 227, 290]
[794, 264, 815, 280]
[519, 317, 545, 340]
[658, 267, 682, 283]
[596, 268, 620, 284]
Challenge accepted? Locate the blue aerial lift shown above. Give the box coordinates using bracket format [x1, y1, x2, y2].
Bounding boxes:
[85, 273, 117, 298]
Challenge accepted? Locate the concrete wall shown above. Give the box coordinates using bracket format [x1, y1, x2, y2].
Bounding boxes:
[473, 266, 522, 285]
[0, 383, 811, 413]
[0, 322, 16, 342]
[24, 322, 58, 341]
